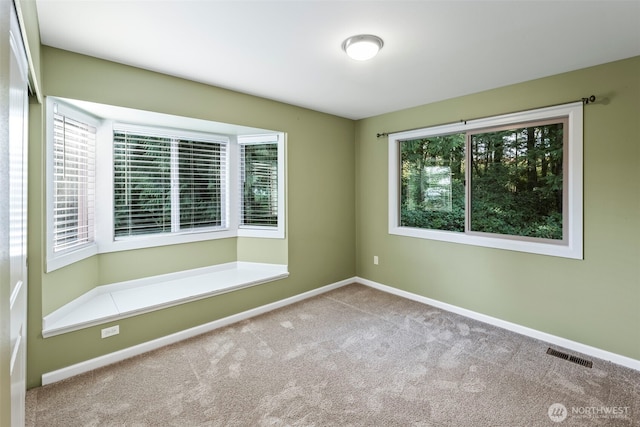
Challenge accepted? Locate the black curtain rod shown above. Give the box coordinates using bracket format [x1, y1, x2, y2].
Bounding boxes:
[376, 95, 596, 138]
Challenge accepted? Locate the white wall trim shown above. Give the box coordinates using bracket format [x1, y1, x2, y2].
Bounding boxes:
[41, 277, 352, 385]
[42, 274, 639, 385]
[356, 276, 640, 372]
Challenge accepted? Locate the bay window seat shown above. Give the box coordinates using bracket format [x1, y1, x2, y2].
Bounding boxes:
[42, 262, 289, 338]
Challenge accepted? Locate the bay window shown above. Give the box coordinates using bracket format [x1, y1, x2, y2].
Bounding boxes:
[46, 97, 285, 272]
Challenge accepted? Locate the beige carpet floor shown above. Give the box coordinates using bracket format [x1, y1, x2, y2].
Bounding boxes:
[26, 283, 640, 426]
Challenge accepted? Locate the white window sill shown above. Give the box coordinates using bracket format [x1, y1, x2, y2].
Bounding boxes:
[42, 262, 289, 338]
[389, 226, 582, 259]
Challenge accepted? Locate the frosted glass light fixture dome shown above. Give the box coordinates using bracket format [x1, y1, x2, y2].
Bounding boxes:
[342, 34, 384, 61]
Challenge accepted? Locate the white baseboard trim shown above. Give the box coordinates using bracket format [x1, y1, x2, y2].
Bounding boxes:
[42, 274, 638, 386]
[356, 276, 640, 372]
[41, 277, 353, 386]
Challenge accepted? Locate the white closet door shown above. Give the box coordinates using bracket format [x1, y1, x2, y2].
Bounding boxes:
[8, 4, 29, 426]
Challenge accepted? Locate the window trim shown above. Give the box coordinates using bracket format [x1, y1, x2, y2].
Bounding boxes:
[237, 134, 286, 239]
[98, 122, 233, 253]
[46, 98, 99, 272]
[388, 102, 583, 259]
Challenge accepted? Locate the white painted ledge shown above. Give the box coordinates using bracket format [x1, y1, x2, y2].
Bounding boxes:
[42, 262, 289, 338]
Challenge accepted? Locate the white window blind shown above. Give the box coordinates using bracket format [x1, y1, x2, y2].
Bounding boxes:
[52, 113, 96, 252]
[113, 131, 172, 237]
[178, 138, 226, 231]
[240, 142, 278, 227]
[113, 129, 227, 238]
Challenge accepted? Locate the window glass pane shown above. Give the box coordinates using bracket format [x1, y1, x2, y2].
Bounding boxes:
[113, 132, 172, 237]
[53, 113, 96, 252]
[400, 134, 465, 232]
[179, 139, 225, 230]
[470, 121, 564, 239]
[241, 143, 278, 227]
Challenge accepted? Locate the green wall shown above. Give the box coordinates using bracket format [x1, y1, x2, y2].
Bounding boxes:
[355, 56, 640, 361]
[26, 47, 356, 387]
[19, 14, 639, 390]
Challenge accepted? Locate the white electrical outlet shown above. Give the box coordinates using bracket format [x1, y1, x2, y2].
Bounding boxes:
[101, 325, 119, 338]
[374, 256, 379, 265]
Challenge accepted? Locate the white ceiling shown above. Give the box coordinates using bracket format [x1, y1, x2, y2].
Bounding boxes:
[35, 1, 640, 120]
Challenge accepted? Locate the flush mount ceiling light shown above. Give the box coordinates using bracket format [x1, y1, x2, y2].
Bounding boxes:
[342, 34, 384, 61]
